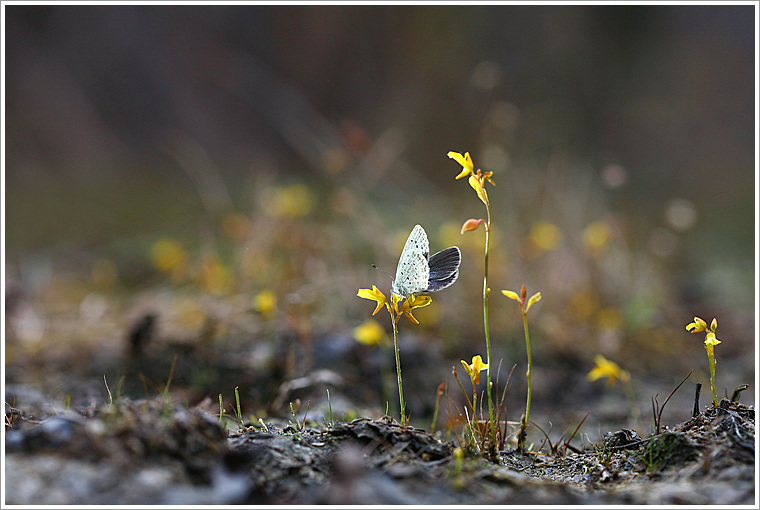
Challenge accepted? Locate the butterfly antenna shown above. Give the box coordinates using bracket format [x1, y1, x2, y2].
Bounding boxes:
[372, 264, 394, 282]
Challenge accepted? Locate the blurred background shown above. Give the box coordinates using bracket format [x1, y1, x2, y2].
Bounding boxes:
[4, 4, 756, 441]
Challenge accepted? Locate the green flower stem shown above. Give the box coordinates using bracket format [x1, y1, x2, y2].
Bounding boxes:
[707, 350, 717, 406]
[522, 310, 533, 443]
[482, 207, 495, 444]
[391, 311, 406, 426]
[453, 369, 474, 411]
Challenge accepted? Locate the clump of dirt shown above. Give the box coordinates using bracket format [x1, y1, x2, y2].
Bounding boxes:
[4, 392, 755, 505]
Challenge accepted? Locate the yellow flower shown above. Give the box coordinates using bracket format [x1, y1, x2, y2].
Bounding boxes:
[357, 287, 431, 324]
[252, 289, 277, 319]
[353, 319, 388, 347]
[150, 239, 187, 282]
[448, 151, 474, 179]
[399, 294, 432, 325]
[703, 323, 721, 355]
[263, 183, 316, 218]
[587, 355, 630, 387]
[583, 221, 611, 257]
[704, 331, 721, 347]
[448, 151, 495, 206]
[686, 316, 708, 333]
[686, 316, 720, 353]
[468, 173, 488, 205]
[357, 286, 388, 316]
[529, 221, 562, 252]
[460, 355, 489, 386]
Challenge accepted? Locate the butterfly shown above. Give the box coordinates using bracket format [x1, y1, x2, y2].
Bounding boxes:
[391, 224, 461, 300]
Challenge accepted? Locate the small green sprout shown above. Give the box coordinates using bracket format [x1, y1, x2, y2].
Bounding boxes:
[430, 382, 445, 434]
[503, 284, 542, 451]
[686, 316, 721, 406]
[234, 386, 243, 429]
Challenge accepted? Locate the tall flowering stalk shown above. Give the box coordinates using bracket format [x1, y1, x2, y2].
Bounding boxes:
[448, 151, 498, 453]
[686, 316, 722, 406]
[503, 284, 541, 451]
[357, 286, 431, 426]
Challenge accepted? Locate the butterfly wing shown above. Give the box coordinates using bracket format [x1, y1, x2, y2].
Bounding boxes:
[427, 246, 461, 292]
[391, 225, 430, 299]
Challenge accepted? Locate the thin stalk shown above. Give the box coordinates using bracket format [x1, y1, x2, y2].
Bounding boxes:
[708, 351, 717, 405]
[519, 310, 532, 449]
[482, 205, 495, 445]
[391, 311, 406, 426]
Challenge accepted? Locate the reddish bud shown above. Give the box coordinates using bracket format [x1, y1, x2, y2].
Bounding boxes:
[461, 218, 485, 234]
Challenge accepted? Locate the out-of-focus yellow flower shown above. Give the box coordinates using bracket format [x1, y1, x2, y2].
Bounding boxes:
[529, 221, 562, 252]
[353, 319, 388, 347]
[150, 239, 187, 282]
[460, 355, 489, 386]
[583, 221, 612, 257]
[199, 255, 234, 295]
[587, 354, 630, 387]
[252, 289, 277, 319]
[263, 183, 316, 218]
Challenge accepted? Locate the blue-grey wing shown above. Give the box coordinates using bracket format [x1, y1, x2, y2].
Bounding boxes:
[426, 247, 461, 292]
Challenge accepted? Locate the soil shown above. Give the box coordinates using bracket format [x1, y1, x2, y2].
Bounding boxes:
[4, 390, 755, 505]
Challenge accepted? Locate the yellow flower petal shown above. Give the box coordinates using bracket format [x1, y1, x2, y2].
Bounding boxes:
[686, 316, 708, 333]
[460, 360, 473, 377]
[405, 294, 432, 310]
[502, 290, 520, 301]
[448, 151, 474, 178]
[470, 355, 488, 385]
[468, 174, 488, 204]
[525, 292, 542, 313]
[710, 318, 718, 332]
[357, 286, 388, 316]
[704, 331, 721, 346]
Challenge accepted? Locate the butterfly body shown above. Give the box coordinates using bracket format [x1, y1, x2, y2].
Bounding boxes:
[391, 225, 461, 300]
